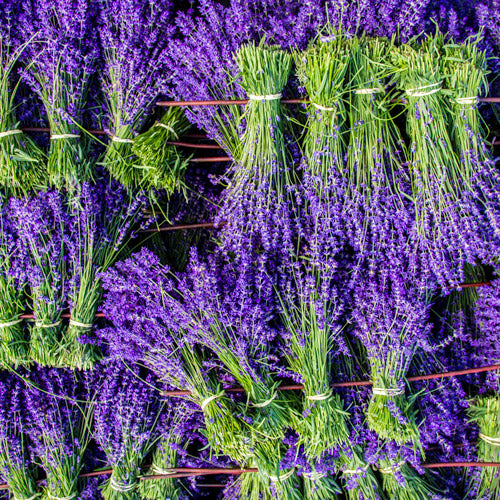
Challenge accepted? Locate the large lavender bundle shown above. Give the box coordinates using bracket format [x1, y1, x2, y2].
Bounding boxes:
[0, 372, 38, 500]
[0, 199, 30, 366]
[0, 6, 46, 194]
[93, 363, 164, 500]
[10, 191, 69, 366]
[65, 179, 147, 369]
[98, 0, 175, 188]
[24, 367, 90, 500]
[19, 0, 96, 189]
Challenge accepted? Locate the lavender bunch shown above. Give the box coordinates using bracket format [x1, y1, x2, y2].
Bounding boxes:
[0, 10, 46, 194]
[24, 367, 90, 500]
[0, 372, 38, 500]
[93, 364, 164, 500]
[467, 396, 500, 499]
[98, 0, 175, 188]
[19, 0, 96, 189]
[0, 199, 30, 366]
[10, 191, 69, 366]
[131, 108, 191, 195]
[65, 180, 147, 369]
[99, 249, 251, 465]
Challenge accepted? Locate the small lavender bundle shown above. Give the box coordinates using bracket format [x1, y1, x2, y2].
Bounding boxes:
[24, 367, 90, 500]
[19, 0, 96, 189]
[0, 372, 38, 500]
[468, 396, 500, 499]
[0, 13, 46, 194]
[10, 191, 69, 366]
[65, 179, 147, 369]
[98, 0, 175, 188]
[131, 108, 191, 195]
[0, 199, 29, 366]
[93, 363, 164, 500]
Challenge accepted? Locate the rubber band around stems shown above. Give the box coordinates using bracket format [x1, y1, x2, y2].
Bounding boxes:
[310, 102, 336, 111]
[372, 386, 405, 396]
[342, 465, 369, 475]
[155, 123, 179, 139]
[50, 134, 80, 140]
[200, 393, 223, 410]
[405, 82, 443, 97]
[109, 476, 136, 493]
[263, 468, 295, 482]
[0, 318, 22, 328]
[354, 88, 383, 95]
[251, 392, 277, 408]
[151, 464, 177, 475]
[68, 319, 93, 329]
[0, 129, 22, 139]
[34, 320, 62, 328]
[248, 93, 282, 101]
[111, 136, 134, 144]
[456, 96, 479, 106]
[479, 433, 500, 446]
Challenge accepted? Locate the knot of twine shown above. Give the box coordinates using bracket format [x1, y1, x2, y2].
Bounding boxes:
[307, 389, 332, 401]
[263, 468, 295, 483]
[151, 464, 177, 475]
[252, 392, 277, 408]
[155, 122, 179, 139]
[0, 129, 23, 139]
[50, 134, 80, 140]
[456, 96, 478, 106]
[35, 320, 62, 328]
[405, 81, 442, 97]
[248, 93, 282, 101]
[354, 88, 383, 95]
[372, 386, 405, 397]
[303, 471, 327, 480]
[378, 462, 404, 474]
[0, 317, 22, 328]
[46, 492, 76, 500]
[200, 392, 224, 410]
[311, 102, 336, 111]
[69, 319, 93, 329]
[479, 433, 500, 446]
[112, 136, 134, 144]
[109, 476, 136, 493]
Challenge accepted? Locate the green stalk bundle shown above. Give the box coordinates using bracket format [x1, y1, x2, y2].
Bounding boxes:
[294, 32, 350, 188]
[443, 35, 489, 183]
[233, 468, 300, 500]
[468, 396, 500, 499]
[233, 41, 293, 201]
[302, 470, 341, 500]
[132, 108, 192, 195]
[378, 459, 438, 500]
[0, 39, 46, 194]
[278, 275, 349, 459]
[347, 37, 405, 200]
[391, 33, 461, 235]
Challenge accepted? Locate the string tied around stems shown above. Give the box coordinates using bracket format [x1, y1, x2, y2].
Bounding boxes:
[378, 462, 404, 474]
[479, 433, 500, 446]
[405, 81, 443, 97]
[109, 476, 136, 493]
[372, 386, 405, 397]
[0, 129, 23, 139]
[248, 93, 282, 101]
[68, 319, 93, 329]
[263, 468, 295, 483]
[50, 134, 80, 140]
[354, 88, 384, 95]
[46, 492, 76, 500]
[455, 96, 479, 106]
[306, 389, 332, 401]
[200, 391, 224, 410]
[111, 136, 134, 144]
[155, 122, 179, 139]
[303, 471, 327, 480]
[0, 317, 22, 328]
[13, 494, 39, 500]
[251, 392, 277, 408]
[342, 465, 370, 475]
[310, 102, 336, 111]
[34, 320, 62, 328]
[151, 464, 177, 475]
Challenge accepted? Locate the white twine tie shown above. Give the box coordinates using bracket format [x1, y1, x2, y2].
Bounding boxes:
[69, 319, 93, 329]
[456, 96, 478, 106]
[0, 129, 23, 139]
[405, 81, 442, 97]
[13, 494, 39, 500]
[355, 88, 383, 94]
[50, 134, 80, 140]
[46, 492, 76, 500]
[109, 476, 136, 492]
[303, 471, 327, 480]
[264, 468, 295, 482]
[252, 392, 277, 408]
[151, 464, 177, 475]
[200, 393, 223, 410]
[311, 102, 336, 111]
[248, 93, 282, 101]
[343, 466, 369, 475]
[112, 136, 134, 144]
[479, 433, 500, 446]
[35, 320, 62, 328]
[156, 123, 179, 139]
[378, 462, 404, 474]
[307, 389, 332, 401]
[0, 318, 22, 328]
[372, 386, 405, 396]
